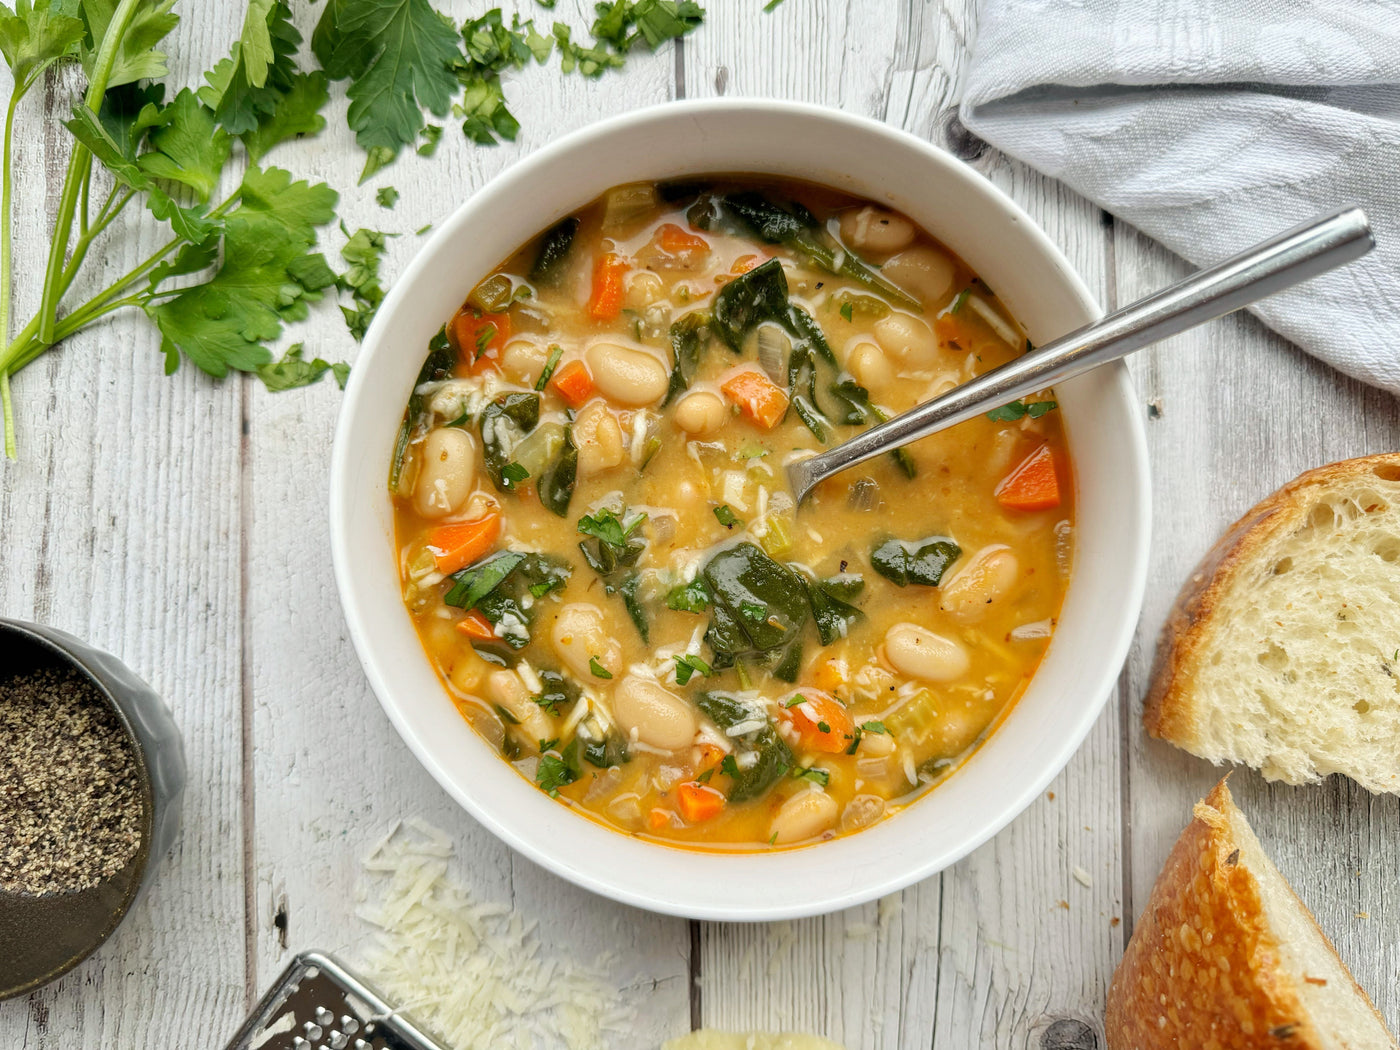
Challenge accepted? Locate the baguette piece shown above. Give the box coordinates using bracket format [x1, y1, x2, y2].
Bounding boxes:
[1145, 452, 1400, 793]
[1106, 780, 1395, 1050]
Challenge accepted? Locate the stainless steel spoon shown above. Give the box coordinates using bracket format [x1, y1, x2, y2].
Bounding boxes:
[787, 207, 1374, 504]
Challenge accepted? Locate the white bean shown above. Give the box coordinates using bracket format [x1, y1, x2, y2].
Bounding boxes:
[500, 339, 548, 384]
[940, 545, 1020, 623]
[414, 427, 476, 518]
[839, 207, 916, 255]
[881, 245, 956, 305]
[626, 271, 665, 309]
[673, 391, 726, 436]
[769, 790, 838, 844]
[585, 342, 669, 407]
[873, 313, 938, 369]
[573, 400, 625, 477]
[485, 669, 552, 743]
[883, 623, 970, 682]
[612, 676, 698, 751]
[845, 341, 894, 391]
[840, 794, 886, 833]
[550, 603, 621, 681]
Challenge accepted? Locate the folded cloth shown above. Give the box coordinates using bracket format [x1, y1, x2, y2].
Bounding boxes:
[960, 2, 1400, 394]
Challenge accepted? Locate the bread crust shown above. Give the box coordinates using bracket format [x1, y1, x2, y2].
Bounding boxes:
[1143, 452, 1400, 754]
[1105, 779, 1393, 1050]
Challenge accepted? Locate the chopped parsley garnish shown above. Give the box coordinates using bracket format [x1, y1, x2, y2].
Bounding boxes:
[474, 321, 498, 359]
[695, 767, 714, 784]
[986, 399, 1058, 422]
[791, 765, 829, 787]
[739, 600, 767, 622]
[666, 577, 711, 613]
[713, 504, 743, 528]
[588, 656, 613, 679]
[720, 754, 740, 778]
[816, 720, 831, 734]
[673, 653, 712, 686]
[950, 288, 971, 313]
[861, 720, 888, 734]
[536, 751, 577, 796]
[578, 507, 647, 551]
[415, 223, 432, 235]
[501, 461, 530, 488]
[839, 301, 853, 322]
[784, 694, 807, 709]
[535, 344, 564, 390]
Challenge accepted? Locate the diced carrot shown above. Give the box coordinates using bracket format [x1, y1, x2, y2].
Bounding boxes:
[995, 443, 1061, 511]
[777, 689, 856, 754]
[454, 609, 496, 641]
[648, 807, 673, 831]
[696, 743, 725, 769]
[675, 782, 726, 824]
[721, 368, 789, 430]
[656, 223, 711, 256]
[587, 252, 629, 321]
[933, 313, 965, 347]
[427, 513, 501, 574]
[549, 360, 596, 408]
[730, 253, 766, 275]
[810, 658, 849, 694]
[452, 309, 512, 373]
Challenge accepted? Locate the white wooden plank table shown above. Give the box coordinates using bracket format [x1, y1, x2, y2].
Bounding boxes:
[2, 0, 1396, 1046]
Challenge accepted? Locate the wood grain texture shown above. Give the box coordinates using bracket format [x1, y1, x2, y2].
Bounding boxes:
[1118, 219, 1400, 1032]
[1, 0, 1397, 1045]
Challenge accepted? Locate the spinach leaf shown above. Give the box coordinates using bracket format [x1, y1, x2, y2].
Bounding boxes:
[620, 571, 649, 643]
[532, 667, 578, 715]
[715, 191, 920, 309]
[696, 691, 793, 803]
[537, 424, 578, 517]
[871, 536, 961, 587]
[579, 720, 629, 768]
[830, 378, 916, 478]
[529, 215, 579, 284]
[711, 258, 791, 353]
[577, 507, 647, 591]
[445, 551, 572, 648]
[796, 569, 865, 646]
[701, 542, 809, 680]
[390, 326, 456, 490]
[478, 391, 541, 490]
[664, 311, 708, 404]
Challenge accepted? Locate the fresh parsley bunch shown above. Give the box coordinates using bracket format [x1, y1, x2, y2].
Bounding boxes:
[0, 0, 341, 457]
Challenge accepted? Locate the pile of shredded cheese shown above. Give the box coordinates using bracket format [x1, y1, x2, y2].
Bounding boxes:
[354, 819, 632, 1050]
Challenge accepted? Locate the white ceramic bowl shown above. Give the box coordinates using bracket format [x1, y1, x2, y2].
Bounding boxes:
[330, 100, 1150, 921]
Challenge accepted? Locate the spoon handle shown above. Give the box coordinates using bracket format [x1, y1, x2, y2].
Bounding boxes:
[789, 206, 1374, 501]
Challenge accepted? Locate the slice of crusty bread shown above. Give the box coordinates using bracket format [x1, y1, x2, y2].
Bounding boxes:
[1145, 452, 1400, 793]
[1106, 780, 1395, 1050]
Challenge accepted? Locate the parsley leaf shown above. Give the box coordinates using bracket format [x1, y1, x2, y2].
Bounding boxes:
[536, 749, 577, 796]
[198, 0, 304, 137]
[255, 342, 349, 392]
[673, 653, 712, 686]
[80, 0, 180, 90]
[535, 344, 563, 390]
[337, 226, 391, 340]
[577, 506, 646, 552]
[839, 301, 853, 322]
[986, 399, 1058, 422]
[311, 0, 461, 170]
[416, 122, 442, 155]
[713, 504, 742, 528]
[0, 0, 85, 91]
[666, 577, 711, 613]
[136, 89, 231, 201]
[791, 765, 828, 787]
[376, 186, 398, 208]
[147, 166, 338, 377]
[501, 461, 529, 488]
[588, 655, 613, 679]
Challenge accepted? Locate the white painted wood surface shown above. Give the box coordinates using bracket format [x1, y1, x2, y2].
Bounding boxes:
[1, 0, 1396, 1047]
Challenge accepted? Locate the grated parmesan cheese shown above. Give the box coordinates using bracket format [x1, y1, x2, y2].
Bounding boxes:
[355, 820, 632, 1050]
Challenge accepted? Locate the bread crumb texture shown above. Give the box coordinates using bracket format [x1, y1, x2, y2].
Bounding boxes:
[1105, 781, 1396, 1050]
[1145, 453, 1400, 793]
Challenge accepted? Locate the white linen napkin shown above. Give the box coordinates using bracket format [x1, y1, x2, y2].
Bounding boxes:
[959, 1, 1400, 394]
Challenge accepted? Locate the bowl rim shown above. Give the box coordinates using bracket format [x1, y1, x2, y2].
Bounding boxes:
[330, 97, 1151, 920]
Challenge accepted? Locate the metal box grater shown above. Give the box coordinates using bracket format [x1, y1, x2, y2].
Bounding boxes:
[222, 951, 448, 1050]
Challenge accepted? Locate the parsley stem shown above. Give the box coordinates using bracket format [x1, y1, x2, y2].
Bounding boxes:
[0, 86, 19, 456]
[36, 0, 145, 345]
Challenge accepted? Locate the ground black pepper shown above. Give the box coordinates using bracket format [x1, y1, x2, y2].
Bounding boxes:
[0, 668, 143, 895]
